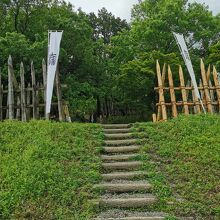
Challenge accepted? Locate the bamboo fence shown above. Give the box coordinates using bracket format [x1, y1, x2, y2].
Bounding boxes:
[153, 59, 220, 122]
[0, 55, 71, 122]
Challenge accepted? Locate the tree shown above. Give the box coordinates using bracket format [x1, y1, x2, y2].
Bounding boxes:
[88, 7, 129, 43]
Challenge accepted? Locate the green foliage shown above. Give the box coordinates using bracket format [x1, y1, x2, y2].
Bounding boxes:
[133, 115, 220, 218]
[1, 0, 220, 121]
[207, 41, 220, 68]
[0, 121, 103, 219]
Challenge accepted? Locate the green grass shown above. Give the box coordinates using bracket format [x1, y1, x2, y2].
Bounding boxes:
[133, 114, 220, 219]
[0, 121, 104, 219]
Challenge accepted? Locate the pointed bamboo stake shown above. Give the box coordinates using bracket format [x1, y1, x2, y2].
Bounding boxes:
[156, 60, 167, 121]
[200, 59, 213, 113]
[8, 55, 14, 120]
[191, 81, 201, 114]
[55, 66, 64, 121]
[16, 87, 21, 119]
[207, 65, 215, 112]
[199, 79, 205, 102]
[20, 62, 27, 122]
[206, 65, 211, 82]
[162, 64, 166, 86]
[179, 66, 189, 115]
[31, 61, 37, 119]
[36, 82, 40, 119]
[42, 59, 47, 118]
[213, 66, 220, 112]
[168, 65, 178, 118]
[26, 83, 31, 120]
[157, 63, 166, 121]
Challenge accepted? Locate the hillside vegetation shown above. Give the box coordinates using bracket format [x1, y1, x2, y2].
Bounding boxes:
[0, 121, 103, 219]
[133, 115, 220, 219]
[1, 0, 220, 121]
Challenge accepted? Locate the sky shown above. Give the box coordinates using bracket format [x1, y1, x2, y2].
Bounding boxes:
[69, 0, 220, 21]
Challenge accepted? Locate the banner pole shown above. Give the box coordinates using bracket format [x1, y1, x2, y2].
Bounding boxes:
[173, 32, 206, 114]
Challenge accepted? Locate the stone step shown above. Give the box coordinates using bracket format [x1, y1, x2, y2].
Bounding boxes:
[105, 139, 138, 146]
[102, 124, 131, 129]
[95, 217, 165, 220]
[102, 161, 142, 171]
[103, 146, 141, 154]
[101, 154, 139, 162]
[94, 210, 166, 220]
[102, 171, 148, 181]
[104, 128, 131, 134]
[97, 194, 157, 208]
[105, 133, 133, 140]
[94, 181, 152, 193]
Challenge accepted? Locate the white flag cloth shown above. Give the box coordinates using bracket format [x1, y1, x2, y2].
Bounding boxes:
[173, 32, 206, 113]
[46, 31, 63, 114]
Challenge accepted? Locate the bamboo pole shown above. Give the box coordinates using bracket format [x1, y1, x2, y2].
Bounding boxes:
[168, 65, 178, 118]
[20, 62, 27, 122]
[156, 61, 167, 121]
[55, 66, 64, 121]
[152, 113, 157, 122]
[213, 66, 220, 112]
[36, 82, 40, 119]
[63, 102, 71, 122]
[26, 83, 31, 120]
[157, 63, 166, 121]
[191, 81, 201, 114]
[42, 59, 47, 118]
[200, 59, 213, 113]
[206, 65, 211, 82]
[179, 66, 189, 115]
[16, 89, 21, 119]
[31, 61, 37, 119]
[199, 79, 206, 105]
[8, 55, 14, 120]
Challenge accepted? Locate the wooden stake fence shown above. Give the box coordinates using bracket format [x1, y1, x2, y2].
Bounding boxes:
[0, 55, 70, 122]
[153, 59, 220, 121]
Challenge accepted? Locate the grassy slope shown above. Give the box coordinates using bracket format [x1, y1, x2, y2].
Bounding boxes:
[0, 121, 103, 219]
[133, 115, 220, 219]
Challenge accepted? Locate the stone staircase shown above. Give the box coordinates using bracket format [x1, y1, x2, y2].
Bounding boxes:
[93, 124, 167, 220]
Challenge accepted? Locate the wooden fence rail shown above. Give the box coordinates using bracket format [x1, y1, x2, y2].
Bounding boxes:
[153, 59, 220, 122]
[0, 55, 70, 122]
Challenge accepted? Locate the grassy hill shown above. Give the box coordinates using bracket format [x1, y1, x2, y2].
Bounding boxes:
[0, 121, 103, 219]
[133, 115, 220, 219]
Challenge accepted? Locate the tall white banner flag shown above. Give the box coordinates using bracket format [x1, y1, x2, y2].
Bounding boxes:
[173, 32, 206, 113]
[46, 31, 63, 115]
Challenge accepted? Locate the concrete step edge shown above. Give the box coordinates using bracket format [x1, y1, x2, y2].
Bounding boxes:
[105, 139, 138, 146]
[102, 171, 148, 180]
[94, 182, 152, 192]
[94, 217, 165, 220]
[97, 196, 157, 208]
[104, 128, 131, 134]
[102, 161, 142, 170]
[103, 146, 141, 153]
[101, 154, 139, 161]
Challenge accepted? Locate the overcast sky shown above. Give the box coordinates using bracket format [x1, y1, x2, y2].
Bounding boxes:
[69, 0, 220, 21]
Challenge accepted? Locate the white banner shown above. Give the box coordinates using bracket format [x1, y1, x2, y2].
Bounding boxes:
[173, 32, 206, 113]
[46, 31, 63, 114]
